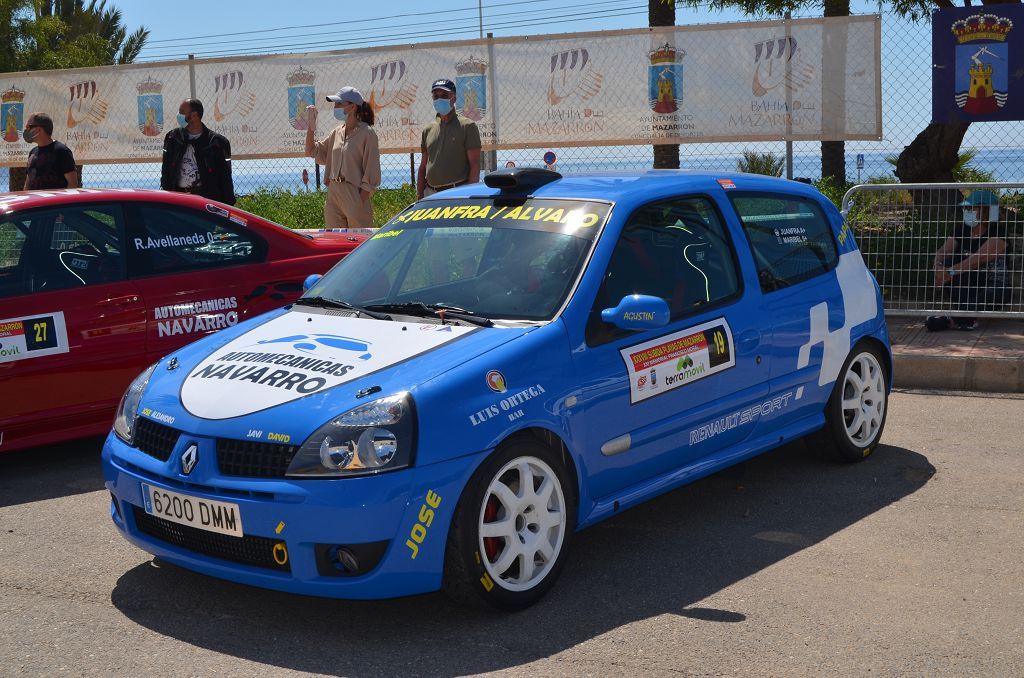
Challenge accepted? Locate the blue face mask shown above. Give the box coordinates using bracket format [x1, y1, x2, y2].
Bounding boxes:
[433, 98, 452, 115]
[177, 113, 188, 128]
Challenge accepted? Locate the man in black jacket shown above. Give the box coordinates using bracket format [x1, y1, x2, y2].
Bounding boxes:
[160, 99, 235, 205]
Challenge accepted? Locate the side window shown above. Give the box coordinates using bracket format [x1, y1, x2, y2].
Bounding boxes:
[731, 193, 839, 293]
[0, 220, 28, 298]
[587, 196, 741, 346]
[1, 205, 126, 297]
[131, 205, 263, 276]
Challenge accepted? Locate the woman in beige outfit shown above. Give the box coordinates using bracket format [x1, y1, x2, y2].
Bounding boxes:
[304, 87, 381, 228]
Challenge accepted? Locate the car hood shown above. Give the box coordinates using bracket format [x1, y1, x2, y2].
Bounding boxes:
[143, 307, 531, 427]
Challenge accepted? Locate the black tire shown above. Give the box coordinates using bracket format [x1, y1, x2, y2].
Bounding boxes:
[443, 438, 575, 610]
[810, 342, 889, 463]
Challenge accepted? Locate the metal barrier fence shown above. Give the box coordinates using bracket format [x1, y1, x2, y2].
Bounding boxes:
[842, 182, 1024, 318]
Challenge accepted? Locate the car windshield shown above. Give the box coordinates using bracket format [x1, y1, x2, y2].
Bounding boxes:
[307, 197, 611, 322]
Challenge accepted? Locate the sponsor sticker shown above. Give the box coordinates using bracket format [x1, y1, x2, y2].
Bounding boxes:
[153, 296, 239, 338]
[620, 318, 735, 404]
[133, 232, 215, 250]
[485, 370, 507, 393]
[688, 391, 794, 445]
[468, 383, 546, 426]
[717, 179, 737, 190]
[140, 408, 175, 425]
[0, 312, 69, 365]
[181, 311, 475, 419]
[206, 204, 230, 218]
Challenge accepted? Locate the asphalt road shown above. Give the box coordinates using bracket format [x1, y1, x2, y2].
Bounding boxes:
[2, 391, 1022, 677]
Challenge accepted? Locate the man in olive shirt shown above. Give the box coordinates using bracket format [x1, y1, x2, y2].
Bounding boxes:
[417, 78, 481, 199]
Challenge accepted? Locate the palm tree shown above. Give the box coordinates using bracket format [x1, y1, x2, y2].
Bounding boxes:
[9, 0, 148, 190]
[32, 0, 149, 65]
[649, 0, 680, 169]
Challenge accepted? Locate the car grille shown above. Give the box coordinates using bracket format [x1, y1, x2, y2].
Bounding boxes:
[216, 438, 299, 478]
[134, 418, 179, 462]
[132, 507, 290, 573]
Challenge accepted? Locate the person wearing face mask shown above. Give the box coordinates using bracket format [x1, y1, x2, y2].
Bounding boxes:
[22, 112, 79, 190]
[416, 78, 481, 200]
[304, 87, 381, 228]
[160, 99, 235, 205]
[925, 190, 1011, 331]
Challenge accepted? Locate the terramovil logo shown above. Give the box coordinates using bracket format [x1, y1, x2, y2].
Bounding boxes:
[256, 334, 373, 361]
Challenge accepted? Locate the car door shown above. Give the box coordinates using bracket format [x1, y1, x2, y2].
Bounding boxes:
[0, 203, 145, 448]
[123, 202, 268, 361]
[568, 195, 771, 501]
[728, 191, 846, 429]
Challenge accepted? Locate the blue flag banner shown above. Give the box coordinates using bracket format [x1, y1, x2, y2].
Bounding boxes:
[933, 6, 1023, 124]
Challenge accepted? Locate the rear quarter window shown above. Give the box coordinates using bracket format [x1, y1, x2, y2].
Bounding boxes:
[730, 193, 839, 293]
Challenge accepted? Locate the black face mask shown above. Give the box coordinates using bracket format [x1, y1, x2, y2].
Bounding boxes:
[22, 127, 36, 143]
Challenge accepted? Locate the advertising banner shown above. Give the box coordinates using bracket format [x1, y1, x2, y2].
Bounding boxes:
[0, 16, 881, 166]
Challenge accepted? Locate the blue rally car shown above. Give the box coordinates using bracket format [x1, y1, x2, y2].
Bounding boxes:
[102, 169, 891, 609]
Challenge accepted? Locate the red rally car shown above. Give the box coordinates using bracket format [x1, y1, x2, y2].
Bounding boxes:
[0, 188, 367, 453]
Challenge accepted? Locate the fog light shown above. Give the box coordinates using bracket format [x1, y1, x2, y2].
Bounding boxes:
[315, 541, 389, 577]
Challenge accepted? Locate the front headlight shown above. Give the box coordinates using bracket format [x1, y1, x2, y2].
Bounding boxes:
[286, 393, 416, 478]
[113, 362, 158, 444]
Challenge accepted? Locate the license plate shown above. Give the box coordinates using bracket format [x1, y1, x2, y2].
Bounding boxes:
[141, 484, 243, 538]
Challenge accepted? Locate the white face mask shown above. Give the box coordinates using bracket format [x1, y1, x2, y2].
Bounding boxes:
[963, 210, 978, 227]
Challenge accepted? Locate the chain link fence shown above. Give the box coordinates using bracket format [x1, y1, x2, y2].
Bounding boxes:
[843, 182, 1023, 318]
[1, 11, 1021, 196]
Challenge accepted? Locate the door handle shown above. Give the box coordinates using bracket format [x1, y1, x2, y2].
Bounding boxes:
[737, 329, 761, 352]
[96, 294, 141, 309]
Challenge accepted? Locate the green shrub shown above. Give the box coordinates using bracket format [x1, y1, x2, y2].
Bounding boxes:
[236, 185, 417, 229]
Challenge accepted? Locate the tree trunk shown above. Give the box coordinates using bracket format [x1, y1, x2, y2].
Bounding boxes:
[821, 0, 849, 186]
[821, 141, 846, 184]
[894, 121, 970, 183]
[895, 121, 971, 228]
[649, 0, 679, 169]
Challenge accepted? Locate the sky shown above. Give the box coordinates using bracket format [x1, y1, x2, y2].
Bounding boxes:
[117, 0, 886, 63]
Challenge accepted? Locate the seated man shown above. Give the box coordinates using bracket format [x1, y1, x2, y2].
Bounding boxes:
[926, 190, 1011, 331]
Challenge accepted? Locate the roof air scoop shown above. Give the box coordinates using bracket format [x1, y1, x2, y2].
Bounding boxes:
[484, 167, 562, 192]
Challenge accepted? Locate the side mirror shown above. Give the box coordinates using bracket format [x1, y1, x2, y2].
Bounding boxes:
[600, 294, 670, 331]
[303, 273, 322, 292]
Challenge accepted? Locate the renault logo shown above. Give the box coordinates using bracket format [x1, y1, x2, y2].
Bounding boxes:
[181, 443, 199, 475]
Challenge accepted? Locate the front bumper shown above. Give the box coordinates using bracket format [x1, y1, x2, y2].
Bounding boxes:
[102, 432, 484, 599]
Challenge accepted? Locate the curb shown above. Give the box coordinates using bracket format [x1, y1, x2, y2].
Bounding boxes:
[893, 352, 1024, 393]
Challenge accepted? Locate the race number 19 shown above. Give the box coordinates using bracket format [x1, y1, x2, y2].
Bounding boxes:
[704, 325, 731, 368]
